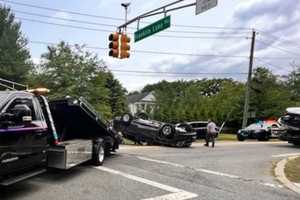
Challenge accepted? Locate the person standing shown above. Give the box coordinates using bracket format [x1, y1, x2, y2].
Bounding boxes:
[205, 119, 218, 148]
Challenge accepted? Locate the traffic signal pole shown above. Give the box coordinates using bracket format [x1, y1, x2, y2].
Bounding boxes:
[118, 0, 194, 31]
[242, 30, 256, 128]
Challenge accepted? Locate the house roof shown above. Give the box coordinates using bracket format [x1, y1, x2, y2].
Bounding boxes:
[127, 92, 153, 104]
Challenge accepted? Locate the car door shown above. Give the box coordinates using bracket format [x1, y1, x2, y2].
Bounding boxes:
[0, 95, 47, 176]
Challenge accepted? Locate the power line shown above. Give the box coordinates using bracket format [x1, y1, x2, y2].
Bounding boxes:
[111, 69, 248, 75]
[17, 16, 249, 39]
[29, 40, 250, 58]
[258, 30, 300, 49]
[1, 0, 121, 21]
[2, 0, 252, 30]
[256, 40, 300, 57]
[13, 9, 251, 35]
[28, 40, 300, 60]
[17, 17, 113, 33]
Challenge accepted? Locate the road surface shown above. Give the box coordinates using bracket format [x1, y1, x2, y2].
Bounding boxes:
[1, 141, 300, 200]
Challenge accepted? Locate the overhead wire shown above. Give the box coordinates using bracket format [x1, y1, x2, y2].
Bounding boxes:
[1, 0, 252, 30]
[257, 30, 300, 49]
[256, 40, 300, 57]
[16, 16, 249, 39]
[28, 40, 300, 60]
[13, 9, 251, 35]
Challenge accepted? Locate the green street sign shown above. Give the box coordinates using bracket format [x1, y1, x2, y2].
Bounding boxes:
[134, 16, 171, 42]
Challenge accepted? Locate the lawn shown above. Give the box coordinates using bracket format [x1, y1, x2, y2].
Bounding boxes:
[217, 133, 237, 141]
[285, 157, 300, 183]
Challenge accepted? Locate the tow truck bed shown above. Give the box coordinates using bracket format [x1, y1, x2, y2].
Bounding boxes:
[49, 97, 113, 141]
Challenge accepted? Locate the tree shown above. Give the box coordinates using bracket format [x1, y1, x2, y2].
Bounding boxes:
[250, 67, 293, 118]
[106, 72, 127, 117]
[0, 6, 32, 83]
[31, 42, 126, 119]
[287, 64, 300, 103]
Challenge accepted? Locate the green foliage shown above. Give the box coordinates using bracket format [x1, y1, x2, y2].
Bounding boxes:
[0, 6, 32, 83]
[151, 79, 245, 125]
[30, 42, 126, 119]
[250, 67, 294, 118]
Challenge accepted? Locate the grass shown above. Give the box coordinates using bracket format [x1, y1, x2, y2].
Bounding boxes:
[285, 157, 300, 183]
[122, 138, 136, 145]
[217, 133, 237, 141]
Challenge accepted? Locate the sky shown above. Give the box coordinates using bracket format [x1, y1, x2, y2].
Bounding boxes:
[1, 0, 300, 91]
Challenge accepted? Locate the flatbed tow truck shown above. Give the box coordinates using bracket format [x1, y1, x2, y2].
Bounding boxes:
[0, 79, 121, 185]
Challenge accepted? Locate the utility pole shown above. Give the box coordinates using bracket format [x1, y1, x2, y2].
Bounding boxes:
[242, 29, 256, 128]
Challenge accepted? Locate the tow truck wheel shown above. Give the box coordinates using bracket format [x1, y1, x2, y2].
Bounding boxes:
[92, 141, 105, 166]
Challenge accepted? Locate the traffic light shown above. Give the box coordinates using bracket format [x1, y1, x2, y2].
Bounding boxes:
[120, 34, 131, 59]
[109, 32, 120, 58]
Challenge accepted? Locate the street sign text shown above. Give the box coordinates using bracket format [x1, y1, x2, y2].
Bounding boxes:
[134, 16, 171, 42]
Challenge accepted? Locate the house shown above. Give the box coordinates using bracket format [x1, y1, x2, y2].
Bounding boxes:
[127, 91, 156, 115]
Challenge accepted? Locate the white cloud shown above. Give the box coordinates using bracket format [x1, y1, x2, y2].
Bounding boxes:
[146, 0, 300, 82]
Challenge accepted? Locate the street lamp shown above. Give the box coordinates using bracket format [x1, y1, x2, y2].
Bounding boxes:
[121, 3, 131, 25]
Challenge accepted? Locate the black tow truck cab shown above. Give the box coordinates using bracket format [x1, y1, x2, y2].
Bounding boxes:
[0, 89, 121, 186]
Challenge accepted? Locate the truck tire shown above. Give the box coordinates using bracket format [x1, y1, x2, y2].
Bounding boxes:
[122, 113, 133, 126]
[92, 140, 105, 166]
[159, 124, 175, 139]
[237, 134, 245, 141]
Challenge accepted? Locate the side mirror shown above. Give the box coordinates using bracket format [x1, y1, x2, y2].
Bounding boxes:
[10, 104, 32, 123]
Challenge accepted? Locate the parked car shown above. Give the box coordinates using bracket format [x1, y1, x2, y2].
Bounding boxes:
[176, 121, 208, 139]
[237, 122, 283, 141]
[113, 113, 197, 147]
[279, 107, 300, 145]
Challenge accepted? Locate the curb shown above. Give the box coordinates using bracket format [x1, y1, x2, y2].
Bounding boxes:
[274, 156, 300, 194]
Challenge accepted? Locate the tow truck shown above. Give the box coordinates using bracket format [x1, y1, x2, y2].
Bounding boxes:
[0, 78, 121, 186]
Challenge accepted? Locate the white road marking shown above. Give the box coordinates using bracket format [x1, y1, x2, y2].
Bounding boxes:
[95, 166, 198, 200]
[137, 156, 185, 168]
[195, 168, 240, 179]
[138, 156, 240, 179]
[272, 153, 300, 158]
[137, 156, 283, 189]
[294, 183, 300, 188]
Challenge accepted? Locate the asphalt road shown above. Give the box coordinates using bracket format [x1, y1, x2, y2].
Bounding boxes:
[1, 141, 300, 200]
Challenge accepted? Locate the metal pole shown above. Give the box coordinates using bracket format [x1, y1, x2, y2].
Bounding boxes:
[118, 0, 186, 29]
[121, 3, 130, 32]
[242, 30, 256, 128]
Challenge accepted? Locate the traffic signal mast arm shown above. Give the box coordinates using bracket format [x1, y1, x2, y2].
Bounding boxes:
[118, 0, 196, 30]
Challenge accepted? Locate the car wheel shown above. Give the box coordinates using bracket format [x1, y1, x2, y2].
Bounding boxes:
[122, 113, 133, 126]
[92, 141, 105, 166]
[160, 124, 175, 138]
[237, 134, 245, 141]
[183, 142, 192, 148]
[293, 141, 300, 146]
[139, 140, 148, 146]
[258, 133, 269, 141]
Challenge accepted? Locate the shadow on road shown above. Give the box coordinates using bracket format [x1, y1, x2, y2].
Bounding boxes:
[0, 154, 120, 199]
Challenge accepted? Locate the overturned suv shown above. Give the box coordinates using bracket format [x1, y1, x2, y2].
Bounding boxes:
[113, 113, 197, 147]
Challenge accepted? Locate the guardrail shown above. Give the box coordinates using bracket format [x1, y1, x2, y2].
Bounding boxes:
[0, 78, 28, 90]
